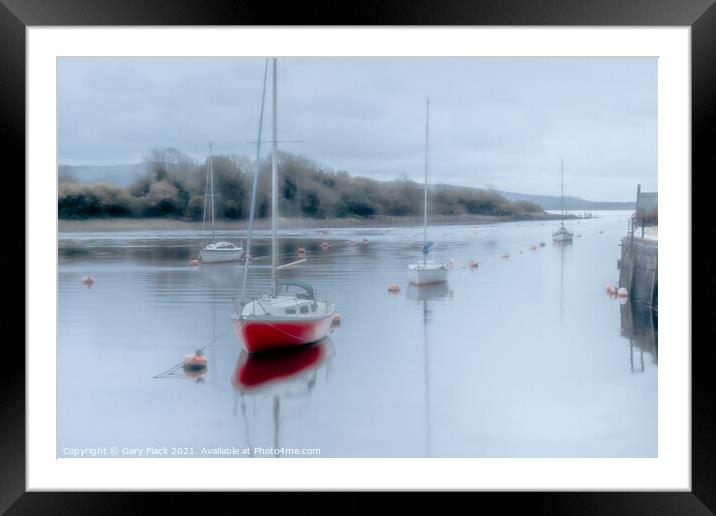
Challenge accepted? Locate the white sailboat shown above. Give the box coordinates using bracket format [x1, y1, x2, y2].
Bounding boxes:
[552, 157, 574, 244]
[231, 58, 336, 354]
[199, 143, 244, 263]
[409, 99, 448, 286]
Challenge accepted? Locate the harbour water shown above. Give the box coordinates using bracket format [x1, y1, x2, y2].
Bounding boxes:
[57, 210, 657, 457]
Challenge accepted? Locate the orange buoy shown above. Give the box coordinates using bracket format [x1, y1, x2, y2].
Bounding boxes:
[331, 313, 342, 328]
[387, 283, 401, 293]
[321, 241, 330, 250]
[183, 352, 208, 371]
[82, 275, 95, 288]
[190, 259, 200, 266]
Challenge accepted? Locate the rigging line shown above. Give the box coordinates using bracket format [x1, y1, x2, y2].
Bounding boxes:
[240, 58, 270, 304]
[151, 327, 232, 379]
[202, 147, 210, 232]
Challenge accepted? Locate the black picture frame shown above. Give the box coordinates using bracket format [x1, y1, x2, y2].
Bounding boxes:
[5, 0, 709, 513]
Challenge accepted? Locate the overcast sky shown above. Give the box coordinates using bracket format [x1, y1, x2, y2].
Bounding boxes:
[58, 57, 656, 201]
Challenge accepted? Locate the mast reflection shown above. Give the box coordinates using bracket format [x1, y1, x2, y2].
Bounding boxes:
[406, 282, 451, 457]
[231, 339, 335, 456]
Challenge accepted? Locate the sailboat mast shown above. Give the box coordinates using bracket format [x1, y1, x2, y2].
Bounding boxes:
[560, 157, 564, 229]
[559, 158, 564, 227]
[271, 58, 278, 297]
[423, 99, 429, 264]
[202, 146, 210, 232]
[209, 142, 216, 239]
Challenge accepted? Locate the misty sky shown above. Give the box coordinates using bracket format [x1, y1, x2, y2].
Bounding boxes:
[58, 57, 657, 201]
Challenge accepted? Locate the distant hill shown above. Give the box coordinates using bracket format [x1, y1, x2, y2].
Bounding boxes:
[497, 190, 634, 211]
[58, 163, 151, 187]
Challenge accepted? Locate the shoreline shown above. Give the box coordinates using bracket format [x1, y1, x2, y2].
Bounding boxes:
[57, 213, 579, 232]
[58, 213, 570, 232]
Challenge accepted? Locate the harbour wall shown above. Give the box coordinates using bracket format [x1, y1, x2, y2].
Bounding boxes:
[618, 236, 658, 309]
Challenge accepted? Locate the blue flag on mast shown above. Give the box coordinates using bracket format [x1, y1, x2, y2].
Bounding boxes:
[422, 241, 434, 256]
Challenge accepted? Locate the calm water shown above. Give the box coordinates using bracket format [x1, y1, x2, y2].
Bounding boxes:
[58, 211, 657, 457]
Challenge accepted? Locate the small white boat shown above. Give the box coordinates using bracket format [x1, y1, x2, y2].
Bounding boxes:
[200, 241, 244, 263]
[552, 157, 574, 244]
[198, 143, 244, 263]
[409, 259, 448, 286]
[409, 99, 448, 286]
[552, 226, 573, 243]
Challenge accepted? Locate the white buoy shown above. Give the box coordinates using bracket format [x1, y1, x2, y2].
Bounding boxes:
[618, 287, 629, 297]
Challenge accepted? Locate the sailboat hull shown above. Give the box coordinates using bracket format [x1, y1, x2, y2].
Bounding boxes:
[200, 248, 244, 263]
[232, 313, 335, 353]
[408, 261, 449, 286]
[409, 268, 448, 286]
[552, 228, 573, 243]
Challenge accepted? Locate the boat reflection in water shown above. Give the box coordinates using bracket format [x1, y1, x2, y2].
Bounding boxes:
[405, 282, 452, 303]
[231, 338, 335, 457]
[406, 282, 451, 457]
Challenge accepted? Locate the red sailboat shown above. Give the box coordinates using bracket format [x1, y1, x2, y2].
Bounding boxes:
[232, 281, 335, 353]
[231, 58, 336, 353]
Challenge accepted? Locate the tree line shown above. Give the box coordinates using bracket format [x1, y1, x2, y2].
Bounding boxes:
[58, 147, 543, 220]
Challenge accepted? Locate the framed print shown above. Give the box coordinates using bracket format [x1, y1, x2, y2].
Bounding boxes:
[6, 0, 711, 513]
